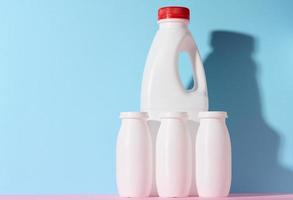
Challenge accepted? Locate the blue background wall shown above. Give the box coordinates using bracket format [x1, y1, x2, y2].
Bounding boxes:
[0, 0, 292, 194]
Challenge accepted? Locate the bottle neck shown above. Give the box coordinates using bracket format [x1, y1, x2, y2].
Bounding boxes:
[158, 18, 189, 29]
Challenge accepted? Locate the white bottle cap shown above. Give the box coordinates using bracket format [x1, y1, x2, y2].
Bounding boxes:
[120, 112, 149, 119]
[160, 112, 188, 119]
[198, 111, 228, 119]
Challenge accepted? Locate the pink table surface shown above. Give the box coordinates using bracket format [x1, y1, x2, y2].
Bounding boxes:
[0, 194, 292, 200]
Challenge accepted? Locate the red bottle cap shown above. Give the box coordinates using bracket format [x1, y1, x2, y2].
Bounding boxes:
[158, 6, 190, 21]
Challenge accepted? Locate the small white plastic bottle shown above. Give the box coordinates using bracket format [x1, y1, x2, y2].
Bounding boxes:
[116, 112, 152, 197]
[156, 112, 192, 197]
[196, 111, 231, 197]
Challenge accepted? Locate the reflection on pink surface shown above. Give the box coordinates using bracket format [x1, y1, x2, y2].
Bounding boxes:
[0, 194, 292, 200]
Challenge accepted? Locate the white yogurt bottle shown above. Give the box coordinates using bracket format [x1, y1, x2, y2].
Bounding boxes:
[140, 6, 208, 196]
[156, 112, 192, 197]
[116, 112, 153, 197]
[196, 111, 231, 197]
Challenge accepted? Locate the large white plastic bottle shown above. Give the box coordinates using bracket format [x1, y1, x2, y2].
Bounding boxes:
[140, 6, 208, 196]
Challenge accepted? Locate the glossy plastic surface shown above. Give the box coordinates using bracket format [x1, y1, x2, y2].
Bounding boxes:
[196, 112, 231, 197]
[116, 113, 153, 197]
[156, 113, 192, 197]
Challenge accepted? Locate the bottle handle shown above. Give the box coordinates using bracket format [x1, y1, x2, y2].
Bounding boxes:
[192, 45, 208, 94]
[178, 34, 208, 95]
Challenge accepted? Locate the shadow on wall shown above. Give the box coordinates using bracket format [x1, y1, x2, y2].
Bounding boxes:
[190, 31, 293, 192]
